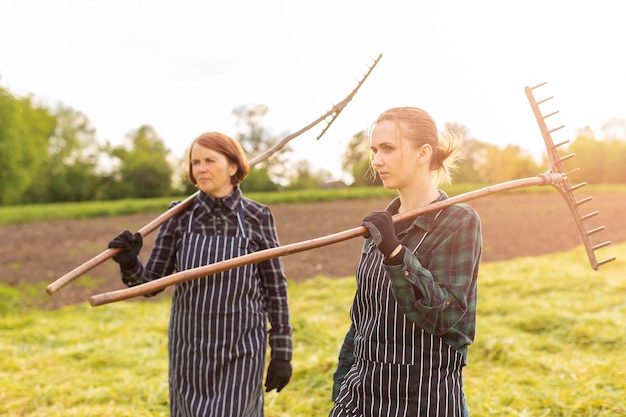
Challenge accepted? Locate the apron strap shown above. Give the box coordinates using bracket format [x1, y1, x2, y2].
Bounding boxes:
[236, 201, 246, 237]
[410, 208, 444, 254]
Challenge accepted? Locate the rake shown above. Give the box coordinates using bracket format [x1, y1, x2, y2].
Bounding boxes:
[45, 54, 383, 296]
[525, 82, 615, 271]
[89, 82, 616, 306]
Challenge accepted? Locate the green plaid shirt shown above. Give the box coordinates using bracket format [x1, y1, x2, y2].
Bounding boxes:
[332, 191, 482, 399]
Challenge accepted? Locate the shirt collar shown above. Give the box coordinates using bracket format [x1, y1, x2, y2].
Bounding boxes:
[386, 190, 449, 232]
[196, 187, 242, 214]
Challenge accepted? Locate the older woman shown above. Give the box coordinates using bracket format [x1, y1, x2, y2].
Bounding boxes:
[108, 132, 292, 417]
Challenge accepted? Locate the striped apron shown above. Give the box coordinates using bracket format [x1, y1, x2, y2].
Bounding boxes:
[168, 202, 266, 417]
[330, 216, 468, 417]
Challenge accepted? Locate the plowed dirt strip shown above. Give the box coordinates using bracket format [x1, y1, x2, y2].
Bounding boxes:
[1, 192, 622, 309]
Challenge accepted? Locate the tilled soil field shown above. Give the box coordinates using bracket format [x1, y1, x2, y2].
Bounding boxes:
[1, 192, 623, 309]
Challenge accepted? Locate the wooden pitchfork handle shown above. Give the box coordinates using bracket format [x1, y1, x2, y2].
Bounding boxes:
[89, 82, 617, 307]
[46, 54, 383, 296]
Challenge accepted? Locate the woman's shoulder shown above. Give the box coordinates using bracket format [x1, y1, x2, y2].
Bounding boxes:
[448, 201, 478, 215]
[168, 200, 183, 209]
[167, 199, 196, 214]
[162, 199, 194, 225]
[241, 195, 269, 210]
[441, 201, 481, 224]
[241, 196, 273, 221]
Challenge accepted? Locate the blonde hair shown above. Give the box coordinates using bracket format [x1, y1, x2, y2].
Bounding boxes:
[371, 107, 461, 186]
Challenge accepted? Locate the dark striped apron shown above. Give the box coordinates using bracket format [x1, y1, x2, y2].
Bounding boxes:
[331, 211, 468, 417]
[168, 202, 266, 417]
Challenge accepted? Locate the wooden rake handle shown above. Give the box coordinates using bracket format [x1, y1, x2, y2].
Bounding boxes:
[45, 192, 198, 295]
[89, 82, 617, 307]
[45, 54, 383, 296]
[90, 175, 555, 306]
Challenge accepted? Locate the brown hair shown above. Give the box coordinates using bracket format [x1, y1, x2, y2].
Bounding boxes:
[371, 107, 461, 186]
[187, 132, 249, 186]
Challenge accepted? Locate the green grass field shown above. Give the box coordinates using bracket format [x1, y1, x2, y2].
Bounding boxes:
[2, 183, 603, 225]
[0, 187, 399, 225]
[1, 243, 624, 416]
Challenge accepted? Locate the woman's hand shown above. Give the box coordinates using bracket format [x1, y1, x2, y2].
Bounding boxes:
[108, 230, 143, 270]
[362, 211, 402, 258]
[265, 359, 292, 393]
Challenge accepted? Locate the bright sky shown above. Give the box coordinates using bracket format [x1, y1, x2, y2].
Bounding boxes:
[2, 0, 624, 181]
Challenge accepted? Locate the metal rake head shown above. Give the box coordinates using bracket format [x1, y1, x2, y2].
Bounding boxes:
[525, 82, 616, 270]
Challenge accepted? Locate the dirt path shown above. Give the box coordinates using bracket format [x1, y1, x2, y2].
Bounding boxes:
[1, 192, 623, 309]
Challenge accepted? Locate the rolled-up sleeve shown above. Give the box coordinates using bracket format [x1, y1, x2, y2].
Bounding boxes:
[386, 205, 482, 355]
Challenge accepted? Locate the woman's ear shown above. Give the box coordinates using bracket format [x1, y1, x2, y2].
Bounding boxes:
[228, 162, 238, 178]
[417, 144, 433, 165]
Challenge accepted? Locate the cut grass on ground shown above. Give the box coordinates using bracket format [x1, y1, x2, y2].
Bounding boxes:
[1, 243, 624, 416]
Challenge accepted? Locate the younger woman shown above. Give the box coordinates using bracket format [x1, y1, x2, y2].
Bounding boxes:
[330, 107, 482, 416]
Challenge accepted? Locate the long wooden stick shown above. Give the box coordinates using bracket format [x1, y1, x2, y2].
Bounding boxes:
[89, 82, 615, 306]
[46, 54, 383, 295]
[90, 175, 554, 306]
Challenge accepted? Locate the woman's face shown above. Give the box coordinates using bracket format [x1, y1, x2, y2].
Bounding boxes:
[190, 143, 237, 197]
[370, 120, 421, 191]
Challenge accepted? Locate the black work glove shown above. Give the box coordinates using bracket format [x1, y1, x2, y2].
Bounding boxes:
[108, 230, 142, 270]
[362, 211, 402, 259]
[265, 359, 292, 393]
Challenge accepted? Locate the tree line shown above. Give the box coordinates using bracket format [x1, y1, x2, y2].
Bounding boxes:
[1, 86, 624, 206]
